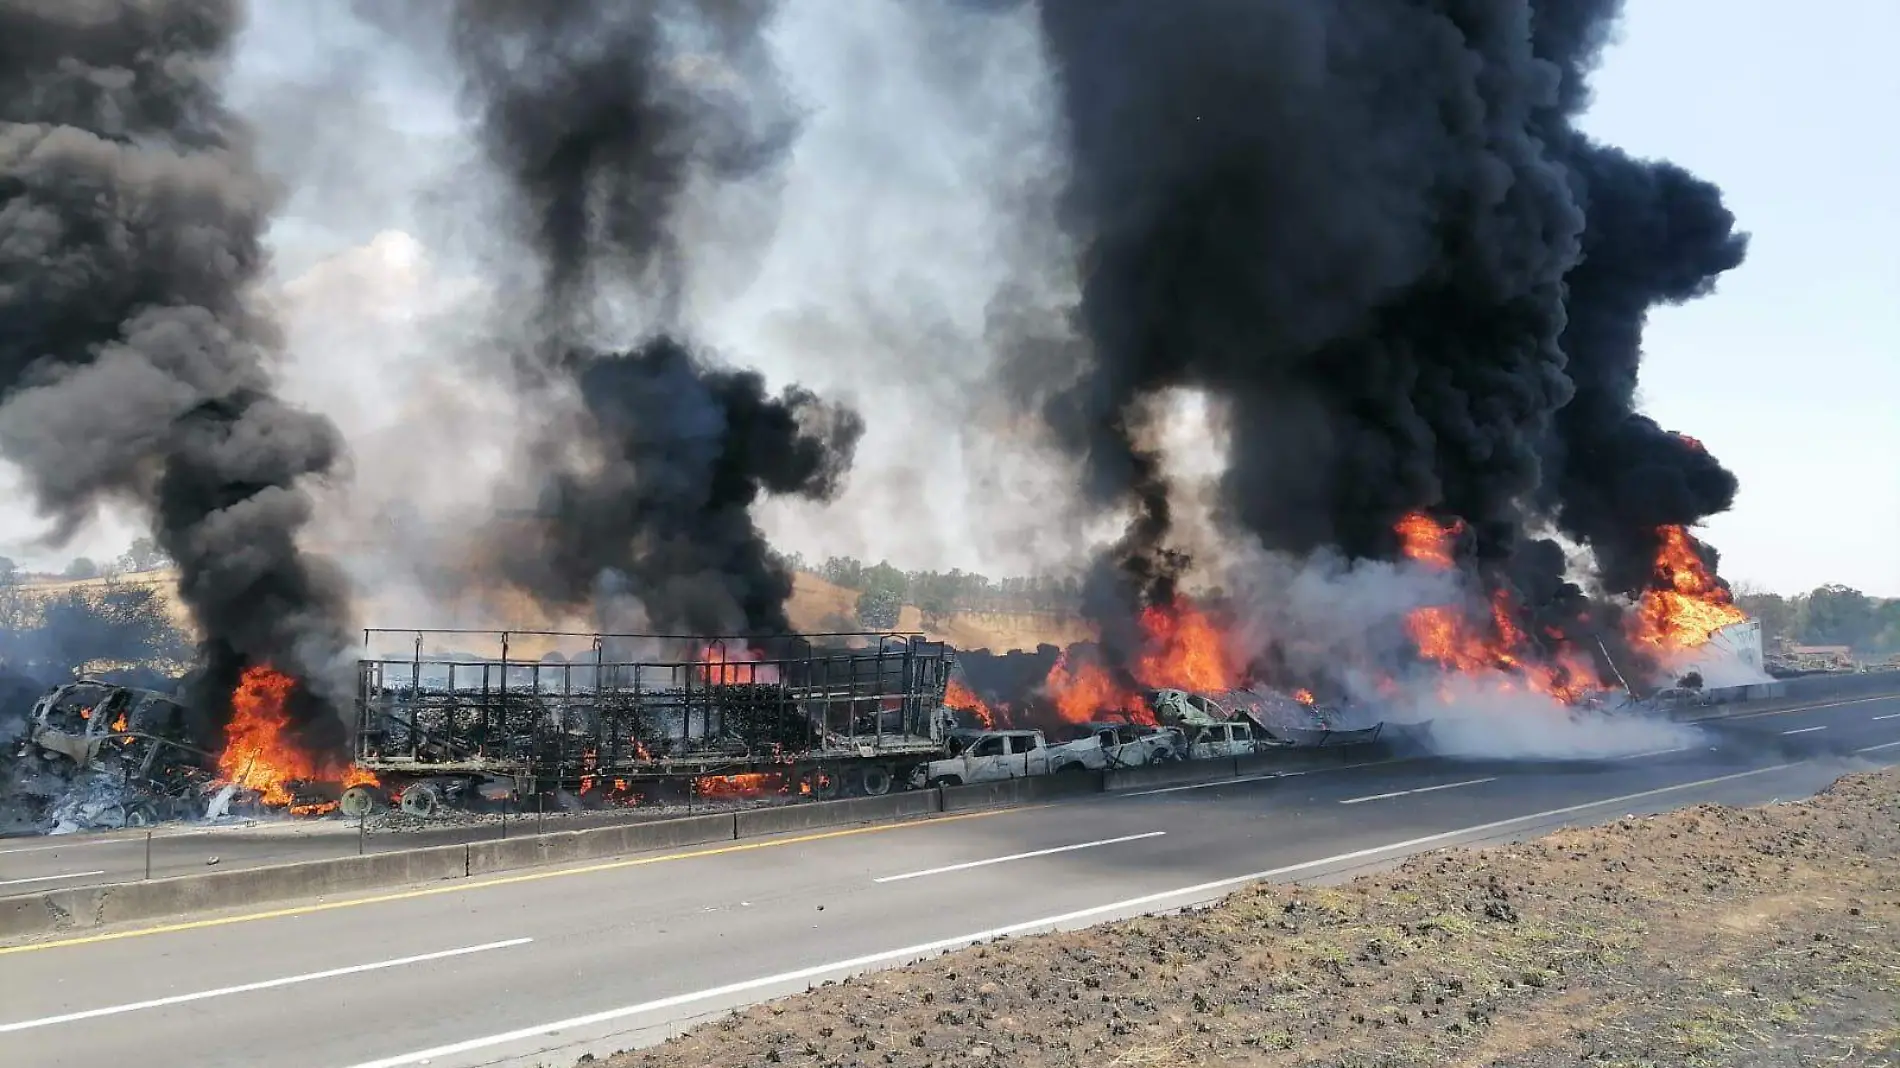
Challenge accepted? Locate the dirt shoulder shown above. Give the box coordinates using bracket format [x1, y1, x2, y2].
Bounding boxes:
[607, 768, 1900, 1068]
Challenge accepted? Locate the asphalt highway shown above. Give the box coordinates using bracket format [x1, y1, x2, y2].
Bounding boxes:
[3, 692, 1897, 1068]
[3, 692, 1891, 891]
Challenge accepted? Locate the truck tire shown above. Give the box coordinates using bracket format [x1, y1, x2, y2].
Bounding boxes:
[807, 767, 842, 801]
[859, 764, 893, 796]
[400, 782, 443, 819]
[1055, 761, 1088, 775]
[340, 785, 380, 818]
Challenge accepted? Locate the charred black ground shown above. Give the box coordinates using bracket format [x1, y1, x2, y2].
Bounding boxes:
[444, 0, 861, 637]
[0, 0, 353, 756]
[1002, 0, 1746, 674]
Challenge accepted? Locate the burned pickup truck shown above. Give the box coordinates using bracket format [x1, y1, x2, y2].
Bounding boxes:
[1148, 687, 1400, 749]
[13, 680, 214, 825]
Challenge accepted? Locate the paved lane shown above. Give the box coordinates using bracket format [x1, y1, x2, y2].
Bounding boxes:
[3, 696, 1895, 1068]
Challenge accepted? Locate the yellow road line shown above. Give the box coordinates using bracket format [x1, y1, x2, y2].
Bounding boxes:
[0, 808, 1019, 957]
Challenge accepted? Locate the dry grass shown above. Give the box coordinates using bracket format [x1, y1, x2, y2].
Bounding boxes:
[604, 768, 1900, 1068]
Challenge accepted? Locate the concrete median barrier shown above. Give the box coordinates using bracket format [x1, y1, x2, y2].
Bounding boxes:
[1104, 758, 1240, 792]
[939, 769, 1106, 812]
[733, 791, 941, 838]
[0, 842, 472, 938]
[467, 812, 736, 876]
[1670, 670, 1900, 719]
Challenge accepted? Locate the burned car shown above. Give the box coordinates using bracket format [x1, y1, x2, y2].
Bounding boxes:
[20, 680, 214, 822]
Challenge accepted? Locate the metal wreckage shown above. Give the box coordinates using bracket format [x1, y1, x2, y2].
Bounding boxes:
[7, 628, 1422, 830]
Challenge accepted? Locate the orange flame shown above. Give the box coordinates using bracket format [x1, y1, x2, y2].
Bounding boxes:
[1041, 597, 1241, 724]
[944, 679, 997, 728]
[218, 666, 323, 808]
[1135, 601, 1241, 693]
[696, 644, 780, 685]
[1395, 515, 1596, 704]
[217, 665, 379, 813]
[1292, 688, 1315, 705]
[1633, 525, 1746, 651]
[1043, 651, 1138, 724]
[111, 713, 128, 733]
[694, 772, 784, 798]
[1396, 511, 1465, 569]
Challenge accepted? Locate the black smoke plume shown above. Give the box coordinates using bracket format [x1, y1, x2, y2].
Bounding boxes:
[1540, 149, 1746, 596]
[446, 0, 861, 636]
[1010, 0, 1744, 673]
[0, 0, 355, 755]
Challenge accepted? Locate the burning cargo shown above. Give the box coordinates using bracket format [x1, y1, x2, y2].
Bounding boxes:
[350, 630, 963, 813]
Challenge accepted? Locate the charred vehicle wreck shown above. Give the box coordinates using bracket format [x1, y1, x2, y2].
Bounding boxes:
[12, 680, 215, 827]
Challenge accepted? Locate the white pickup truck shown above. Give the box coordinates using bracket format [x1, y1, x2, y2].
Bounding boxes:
[1047, 721, 1185, 771]
[909, 729, 1059, 788]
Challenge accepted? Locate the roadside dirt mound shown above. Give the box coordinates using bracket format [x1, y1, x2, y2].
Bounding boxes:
[609, 768, 1900, 1068]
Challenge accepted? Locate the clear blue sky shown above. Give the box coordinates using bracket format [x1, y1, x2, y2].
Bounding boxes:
[1578, 2, 1899, 597]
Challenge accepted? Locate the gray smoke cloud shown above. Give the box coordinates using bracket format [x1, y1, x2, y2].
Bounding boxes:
[423, 0, 864, 637]
[0, 0, 354, 754]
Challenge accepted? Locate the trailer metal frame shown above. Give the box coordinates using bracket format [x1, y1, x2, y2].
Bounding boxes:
[352, 629, 957, 795]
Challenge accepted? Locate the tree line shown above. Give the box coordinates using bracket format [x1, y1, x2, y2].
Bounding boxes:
[0, 571, 192, 683]
[775, 553, 1085, 630]
[1734, 584, 1900, 656]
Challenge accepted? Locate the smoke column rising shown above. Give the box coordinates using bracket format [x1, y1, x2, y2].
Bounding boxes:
[443, 0, 862, 636]
[0, 0, 355, 753]
[1006, 0, 1746, 679]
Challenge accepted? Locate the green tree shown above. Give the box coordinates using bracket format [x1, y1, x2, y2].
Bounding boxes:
[118, 537, 169, 573]
[62, 557, 100, 581]
[1801, 584, 1877, 649]
[1733, 584, 1798, 645]
[854, 587, 901, 630]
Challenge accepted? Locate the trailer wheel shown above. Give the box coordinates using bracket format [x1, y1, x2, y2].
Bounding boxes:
[859, 764, 893, 796]
[807, 767, 842, 801]
[399, 782, 442, 819]
[125, 802, 159, 827]
[339, 785, 380, 818]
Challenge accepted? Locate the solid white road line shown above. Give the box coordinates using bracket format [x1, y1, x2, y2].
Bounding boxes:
[344, 761, 1806, 1068]
[1873, 713, 1900, 722]
[1617, 747, 1694, 760]
[1724, 695, 1900, 721]
[0, 938, 532, 1034]
[1122, 773, 1291, 797]
[1780, 726, 1828, 735]
[1857, 740, 1900, 753]
[1118, 757, 1408, 797]
[0, 871, 106, 888]
[1339, 777, 1495, 805]
[874, 832, 1167, 883]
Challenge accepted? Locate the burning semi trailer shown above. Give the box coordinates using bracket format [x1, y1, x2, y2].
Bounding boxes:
[347, 630, 966, 816]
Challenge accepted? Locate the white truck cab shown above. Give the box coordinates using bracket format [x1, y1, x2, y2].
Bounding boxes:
[1182, 719, 1257, 760]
